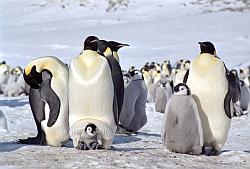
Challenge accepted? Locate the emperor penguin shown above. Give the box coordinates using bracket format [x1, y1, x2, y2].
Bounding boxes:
[161, 60, 172, 77]
[0, 62, 10, 94]
[155, 78, 173, 113]
[141, 67, 153, 102]
[118, 69, 147, 133]
[107, 41, 129, 63]
[186, 41, 240, 155]
[69, 36, 124, 150]
[161, 83, 203, 155]
[18, 56, 69, 146]
[0, 109, 8, 132]
[237, 80, 250, 113]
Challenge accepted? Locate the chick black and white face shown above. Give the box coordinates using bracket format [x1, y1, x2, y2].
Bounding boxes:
[174, 83, 190, 95]
[85, 123, 97, 137]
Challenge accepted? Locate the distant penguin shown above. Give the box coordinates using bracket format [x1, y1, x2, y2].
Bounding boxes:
[239, 80, 250, 112]
[141, 67, 153, 102]
[119, 69, 147, 133]
[162, 83, 203, 155]
[161, 60, 172, 77]
[174, 69, 189, 86]
[186, 41, 240, 155]
[155, 78, 173, 113]
[18, 56, 69, 146]
[0, 109, 8, 132]
[0, 62, 10, 94]
[107, 41, 129, 62]
[69, 37, 124, 150]
[3, 82, 25, 97]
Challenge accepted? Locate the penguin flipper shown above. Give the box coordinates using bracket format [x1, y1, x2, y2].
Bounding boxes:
[39, 71, 60, 127]
[183, 69, 189, 84]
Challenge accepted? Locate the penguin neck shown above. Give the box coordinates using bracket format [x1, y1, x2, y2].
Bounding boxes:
[195, 53, 217, 68]
[104, 48, 112, 57]
[113, 52, 120, 63]
[79, 50, 99, 66]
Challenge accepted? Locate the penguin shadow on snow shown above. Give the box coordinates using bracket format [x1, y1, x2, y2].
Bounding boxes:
[113, 134, 141, 145]
[137, 132, 161, 137]
[0, 141, 27, 152]
[0, 98, 28, 107]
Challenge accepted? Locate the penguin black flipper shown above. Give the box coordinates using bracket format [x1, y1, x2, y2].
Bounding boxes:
[39, 70, 61, 127]
[105, 55, 124, 125]
[183, 69, 189, 84]
[18, 88, 46, 145]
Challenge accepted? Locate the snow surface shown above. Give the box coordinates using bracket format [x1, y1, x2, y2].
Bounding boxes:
[0, 98, 250, 169]
[0, 0, 250, 168]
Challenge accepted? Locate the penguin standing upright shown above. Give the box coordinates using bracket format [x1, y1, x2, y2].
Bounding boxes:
[162, 83, 203, 155]
[155, 78, 173, 113]
[186, 42, 240, 155]
[118, 69, 147, 133]
[69, 36, 124, 150]
[18, 56, 69, 146]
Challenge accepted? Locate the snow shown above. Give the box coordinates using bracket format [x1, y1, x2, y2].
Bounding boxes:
[0, 0, 250, 168]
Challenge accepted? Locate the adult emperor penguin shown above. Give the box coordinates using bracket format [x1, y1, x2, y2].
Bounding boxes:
[186, 41, 239, 155]
[162, 83, 203, 155]
[107, 41, 129, 63]
[69, 36, 124, 150]
[18, 56, 69, 146]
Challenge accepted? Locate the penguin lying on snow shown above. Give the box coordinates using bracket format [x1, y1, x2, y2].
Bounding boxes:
[118, 69, 147, 134]
[18, 56, 69, 146]
[162, 83, 203, 155]
[186, 41, 240, 155]
[69, 36, 125, 150]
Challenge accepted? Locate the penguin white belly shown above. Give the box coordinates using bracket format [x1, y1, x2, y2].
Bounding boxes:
[187, 57, 231, 149]
[69, 56, 115, 128]
[41, 66, 69, 147]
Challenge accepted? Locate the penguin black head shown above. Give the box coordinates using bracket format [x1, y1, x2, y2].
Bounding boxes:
[85, 123, 97, 137]
[1, 61, 6, 64]
[97, 40, 109, 56]
[174, 83, 191, 95]
[84, 36, 99, 51]
[108, 41, 129, 52]
[198, 41, 216, 55]
[23, 65, 42, 89]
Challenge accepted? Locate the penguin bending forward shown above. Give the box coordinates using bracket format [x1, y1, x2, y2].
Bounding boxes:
[18, 56, 69, 146]
[69, 36, 124, 150]
[162, 83, 203, 155]
[186, 42, 240, 155]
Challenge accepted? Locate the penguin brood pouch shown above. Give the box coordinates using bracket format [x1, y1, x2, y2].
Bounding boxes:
[162, 83, 203, 155]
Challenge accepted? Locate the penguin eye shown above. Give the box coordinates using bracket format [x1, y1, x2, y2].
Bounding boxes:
[180, 86, 185, 90]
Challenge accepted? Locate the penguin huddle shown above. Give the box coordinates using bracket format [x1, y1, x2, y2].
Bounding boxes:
[0, 37, 246, 157]
[0, 61, 29, 97]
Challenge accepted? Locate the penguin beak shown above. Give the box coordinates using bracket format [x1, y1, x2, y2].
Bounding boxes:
[117, 43, 129, 48]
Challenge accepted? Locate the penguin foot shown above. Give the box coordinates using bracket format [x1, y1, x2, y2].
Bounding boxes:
[201, 146, 206, 155]
[17, 136, 46, 145]
[207, 148, 220, 156]
[90, 142, 103, 150]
